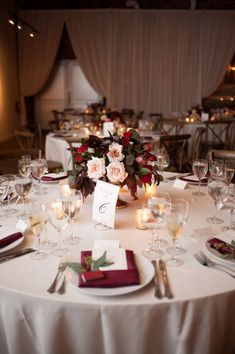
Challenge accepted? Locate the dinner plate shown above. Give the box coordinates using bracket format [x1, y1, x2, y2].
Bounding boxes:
[0, 234, 24, 253]
[66, 254, 154, 296]
[206, 239, 235, 265]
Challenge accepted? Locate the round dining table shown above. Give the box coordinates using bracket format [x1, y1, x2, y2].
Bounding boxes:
[0, 173, 234, 354]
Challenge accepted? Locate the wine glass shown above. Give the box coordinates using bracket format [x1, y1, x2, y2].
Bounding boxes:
[221, 184, 235, 232]
[166, 199, 189, 267]
[0, 177, 9, 220]
[167, 198, 189, 256]
[192, 159, 208, 196]
[223, 161, 234, 185]
[141, 192, 171, 259]
[155, 149, 170, 182]
[30, 159, 47, 195]
[1, 174, 17, 217]
[29, 203, 48, 260]
[207, 178, 228, 224]
[14, 176, 32, 219]
[48, 199, 69, 257]
[61, 187, 83, 245]
[18, 158, 31, 178]
[209, 160, 224, 179]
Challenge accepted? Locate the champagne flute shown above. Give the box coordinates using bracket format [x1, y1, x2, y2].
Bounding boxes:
[155, 149, 169, 182]
[48, 199, 69, 257]
[192, 159, 208, 196]
[39, 200, 56, 250]
[166, 198, 189, 256]
[61, 187, 83, 245]
[14, 176, 32, 219]
[207, 178, 228, 224]
[166, 199, 189, 267]
[0, 177, 9, 220]
[29, 203, 48, 260]
[224, 161, 234, 185]
[18, 158, 31, 178]
[30, 159, 47, 195]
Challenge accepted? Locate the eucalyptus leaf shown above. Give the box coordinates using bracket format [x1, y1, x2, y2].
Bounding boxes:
[125, 154, 135, 165]
[67, 262, 85, 273]
[139, 167, 151, 176]
[92, 251, 107, 270]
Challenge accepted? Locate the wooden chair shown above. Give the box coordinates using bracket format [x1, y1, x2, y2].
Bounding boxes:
[190, 127, 206, 162]
[208, 149, 235, 165]
[149, 113, 163, 131]
[159, 134, 191, 172]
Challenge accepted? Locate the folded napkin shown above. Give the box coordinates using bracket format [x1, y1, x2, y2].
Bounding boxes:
[207, 238, 235, 259]
[78, 250, 140, 288]
[0, 231, 23, 249]
[41, 173, 68, 182]
[179, 174, 208, 184]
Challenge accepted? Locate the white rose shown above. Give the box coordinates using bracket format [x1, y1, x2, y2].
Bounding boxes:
[106, 161, 127, 184]
[87, 157, 106, 181]
[107, 142, 124, 162]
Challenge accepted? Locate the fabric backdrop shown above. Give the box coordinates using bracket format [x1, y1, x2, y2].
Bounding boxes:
[18, 9, 235, 122]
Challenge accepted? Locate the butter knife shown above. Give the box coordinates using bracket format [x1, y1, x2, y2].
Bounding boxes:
[151, 260, 163, 299]
[0, 248, 35, 263]
[159, 259, 174, 299]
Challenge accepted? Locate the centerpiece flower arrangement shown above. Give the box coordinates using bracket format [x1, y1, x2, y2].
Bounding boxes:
[68, 129, 162, 199]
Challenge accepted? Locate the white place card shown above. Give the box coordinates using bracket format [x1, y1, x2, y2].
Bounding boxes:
[173, 179, 187, 189]
[92, 180, 120, 228]
[16, 220, 27, 233]
[92, 247, 127, 270]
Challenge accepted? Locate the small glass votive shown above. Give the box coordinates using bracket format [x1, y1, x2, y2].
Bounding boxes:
[144, 183, 157, 199]
[135, 208, 148, 230]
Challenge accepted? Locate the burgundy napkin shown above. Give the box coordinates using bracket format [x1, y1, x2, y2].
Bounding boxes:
[41, 174, 67, 182]
[78, 250, 140, 288]
[207, 238, 235, 259]
[179, 174, 208, 184]
[0, 232, 23, 249]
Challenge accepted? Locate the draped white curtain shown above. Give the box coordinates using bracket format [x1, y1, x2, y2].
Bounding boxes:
[19, 9, 235, 121]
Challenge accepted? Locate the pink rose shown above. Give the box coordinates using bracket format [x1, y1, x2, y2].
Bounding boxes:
[107, 142, 124, 162]
[87, 157, 106, 181]
[106, 162, 127, 183]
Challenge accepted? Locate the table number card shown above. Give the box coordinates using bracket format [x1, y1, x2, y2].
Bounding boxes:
[92, 180, 120, 228]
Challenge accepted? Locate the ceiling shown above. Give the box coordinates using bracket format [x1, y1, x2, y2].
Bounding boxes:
[15, 0, 235, 10]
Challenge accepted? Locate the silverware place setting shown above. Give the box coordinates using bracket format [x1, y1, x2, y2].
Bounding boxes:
[152, 259, 174, 299]
[194, 251, 235, 278]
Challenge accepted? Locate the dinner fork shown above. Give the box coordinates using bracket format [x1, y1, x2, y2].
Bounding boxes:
[47, 263, 67, 293]
[194, 252, 235, 278]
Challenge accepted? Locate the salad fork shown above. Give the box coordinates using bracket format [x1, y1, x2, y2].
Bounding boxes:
[194, 252, 235, 278]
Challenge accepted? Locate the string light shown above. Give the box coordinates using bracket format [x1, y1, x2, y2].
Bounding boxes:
[7, 10, 39, 38]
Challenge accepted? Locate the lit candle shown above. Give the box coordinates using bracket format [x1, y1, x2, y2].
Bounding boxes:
[144, 183, 157, 199]
[135, 208, 148, 230]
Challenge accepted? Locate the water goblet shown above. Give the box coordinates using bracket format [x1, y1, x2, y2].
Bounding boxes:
[30, 159, 47, 195]
[0, 177, 9, 220]
[207, 178, 228, 224]
[61, 187, 83, 245]
[221, 184, 235, 231]
[14, 176, 32, 219]
[166, 199, 189, 267]
[48, 199, 69, 257]
[192, 159, 208, 196]
[29, 203, 48, 260]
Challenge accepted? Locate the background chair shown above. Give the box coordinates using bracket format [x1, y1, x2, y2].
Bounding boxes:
[149, 113, 163, 131]
[159, 134, 191, 172]
[208, 149, 235, 165]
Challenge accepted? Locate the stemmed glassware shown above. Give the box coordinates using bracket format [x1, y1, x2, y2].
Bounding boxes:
[18, 157, 31, 178]
[30, 159, 48, 195]
[155, 149, 170, 182]
[39, 200, 56, 250]
[223, 161, 234, 185]
[209, 160, 224, 179]
[61, 187, 83, 245]
[141, 192, 171, 259]
[207, 177, 228, 224]
[192, 159, 208, 196]
[166, 198, 189, 256]
[48, 198, 69, 257]
[221, 184, 235, 232]
[14, 175, 32, 219]
[166, 199, 189, 267]
[29, 203, 48, 260]
[1, 174, 17, 217]
[0, 177, 9, 219]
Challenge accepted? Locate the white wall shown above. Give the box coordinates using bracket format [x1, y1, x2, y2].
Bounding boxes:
[0, 1, 20, 142]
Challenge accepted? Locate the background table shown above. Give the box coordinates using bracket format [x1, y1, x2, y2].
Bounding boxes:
[0, 175, 235, 354]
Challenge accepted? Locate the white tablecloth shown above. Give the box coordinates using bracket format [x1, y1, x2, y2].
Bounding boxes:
[45, 134, 72, 171]
[0, 175, 235, 354]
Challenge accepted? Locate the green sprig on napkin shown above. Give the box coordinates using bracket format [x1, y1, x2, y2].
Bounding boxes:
[67, 251, 114, 273]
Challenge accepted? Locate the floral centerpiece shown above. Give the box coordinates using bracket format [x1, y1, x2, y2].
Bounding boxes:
[68, 129, 162, 199]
